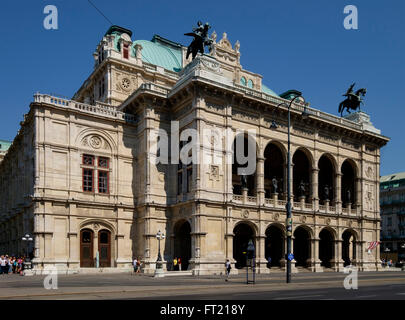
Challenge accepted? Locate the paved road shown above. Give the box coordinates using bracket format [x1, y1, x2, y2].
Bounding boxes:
[0, 271, 404, 300]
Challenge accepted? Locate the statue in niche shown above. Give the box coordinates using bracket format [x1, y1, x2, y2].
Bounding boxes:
[241, 174, 248, 190]
[347, 189, 351, 203]
[298, 180, 306, 197]
[324, 184, 330, 201]
[272, 177, 278, 194]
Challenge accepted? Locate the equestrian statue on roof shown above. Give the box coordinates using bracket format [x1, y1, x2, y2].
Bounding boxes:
[338, 83, 367, 117]
[184, 21, 213, 60]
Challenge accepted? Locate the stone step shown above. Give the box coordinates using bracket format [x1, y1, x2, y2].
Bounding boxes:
[163, 271, 193, 276]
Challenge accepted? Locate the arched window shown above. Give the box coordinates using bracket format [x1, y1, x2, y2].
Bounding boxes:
[247, 79, 254, 89]
[240, 77, 247, 86]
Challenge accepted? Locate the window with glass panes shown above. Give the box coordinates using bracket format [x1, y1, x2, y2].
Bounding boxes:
[82, 155, 109, 193]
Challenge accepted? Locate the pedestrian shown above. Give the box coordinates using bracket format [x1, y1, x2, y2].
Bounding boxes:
[267, 256, 272, 269]
[2, 256, 8, 275]
[133, 257, 138, 274]
[225, 259, 231, 281]
[0, 255, 5, 275]
[178, 257, 182, 271]
[173, 257, 178, 271]
[8, 257, 12, 274]
[136, 258, 141, 274]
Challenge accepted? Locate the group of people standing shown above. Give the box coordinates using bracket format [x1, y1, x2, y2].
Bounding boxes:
[172, 257, 183, 271]
[0, 255, 26, 275]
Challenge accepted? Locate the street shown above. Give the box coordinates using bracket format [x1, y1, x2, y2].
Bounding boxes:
[0, 271, 404, 300]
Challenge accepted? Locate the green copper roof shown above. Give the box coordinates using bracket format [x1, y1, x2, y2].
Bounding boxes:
[0, 140, 11, 152]
[132, 37, 182, 72]
[262, 84, 279, 97]
[105, 25, 133, 38]
[381, 172, 405, 183]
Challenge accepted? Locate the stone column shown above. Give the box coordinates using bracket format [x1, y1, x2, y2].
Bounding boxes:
[312, 168, 319, 211]
[335, 173, 342, 213]
[334, 239, 345, 272]
[256, 235, 269, 274]
[356, 177, 362, 215]
[256, 156, 265, 205]
[313, 238, 323, 272]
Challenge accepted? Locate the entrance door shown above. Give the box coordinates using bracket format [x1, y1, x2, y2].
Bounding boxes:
[98, 230, 111, 267]
[80, 229, 94, 267]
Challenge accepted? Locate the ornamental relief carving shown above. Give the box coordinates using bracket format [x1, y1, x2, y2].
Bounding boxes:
[364, 183, 375, 211]
[232, 109, 258, 124]
[81, 135, 111, 151]
[365, 166, 374, 179]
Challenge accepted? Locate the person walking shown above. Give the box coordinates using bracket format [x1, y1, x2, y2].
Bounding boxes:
[225, 259, 231, 281]
[133, 257, 138, 274]
[136, 258, 141, 274]
[178, 257, 182, 271]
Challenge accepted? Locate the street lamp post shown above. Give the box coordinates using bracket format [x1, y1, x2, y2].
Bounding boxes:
[21, 234, 33, 269]
[154, 230, 165, 278]
[271, 93, 309, 283]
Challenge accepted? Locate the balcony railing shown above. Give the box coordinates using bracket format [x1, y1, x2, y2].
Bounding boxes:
[34, 93, 136, 123]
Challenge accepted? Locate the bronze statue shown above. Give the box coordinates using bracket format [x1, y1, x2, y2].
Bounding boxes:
[184, 21, 213, 60]
[299, 180, 306, 197]
[324, 184, 330, 201]
[338, 83, 367, 116]
[241, 174, 247, 189]
[272, 177, 278, 194]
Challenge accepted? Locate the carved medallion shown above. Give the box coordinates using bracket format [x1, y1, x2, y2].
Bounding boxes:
[242, 209, 249, 219]
[121, 77, 131, 91]
[89, 136, 102, 149]
[274, 213, 280, 221]
[300, 215, 307, 223]
[325, 218, 331, 225]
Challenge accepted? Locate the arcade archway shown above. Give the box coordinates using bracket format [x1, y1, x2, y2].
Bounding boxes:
[319, 228, 335, 268]
[342, 229, 356, 266]
[293, 149, 311, 202]
[233, 223, 255, 269]
[264, 142, 285, 199]
[232, 134, 257, 196]
[318, 155, 335, 205]
[293, 226, 311, 267]
[341, 160, 357, 207]
[265, 224, 284, 267]
[173, 220, 191, 270]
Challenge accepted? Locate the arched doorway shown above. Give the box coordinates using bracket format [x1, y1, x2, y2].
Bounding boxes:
[173, 220, 191, 270]
[293, 226, 311, 267]
[319, 228, 335, 268]
[233, 223, 255, 269]
[264, 143, 285, 199]
[232, 134, 257, 196]
[318, 155, 335, 204]
[80, 229, 94, 267]
[342, 230, 356, 266]
[293, 149, 311, 202]
[265, 224, 284, 267]
[341, 160, 357, 207]
[98, 229, 111, 267]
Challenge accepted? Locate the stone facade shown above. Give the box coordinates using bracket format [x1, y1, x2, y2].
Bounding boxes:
[0, 26, 389, 275]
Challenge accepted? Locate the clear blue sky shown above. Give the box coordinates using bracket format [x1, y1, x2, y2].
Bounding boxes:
[0, 0, 403, 176]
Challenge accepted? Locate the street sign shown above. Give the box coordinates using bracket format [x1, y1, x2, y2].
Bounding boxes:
[288, 253, 294, 261]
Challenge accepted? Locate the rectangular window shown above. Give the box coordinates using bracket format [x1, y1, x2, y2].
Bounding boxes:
[123, 44, 129, 59]
[83, 169, 93, 192]
[98, 157, 109, 169]
[187, 167, 192, 193]
[177, 172, 182, 195]
[98, 171, 109, 194]
[83, 154, 94, 166]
